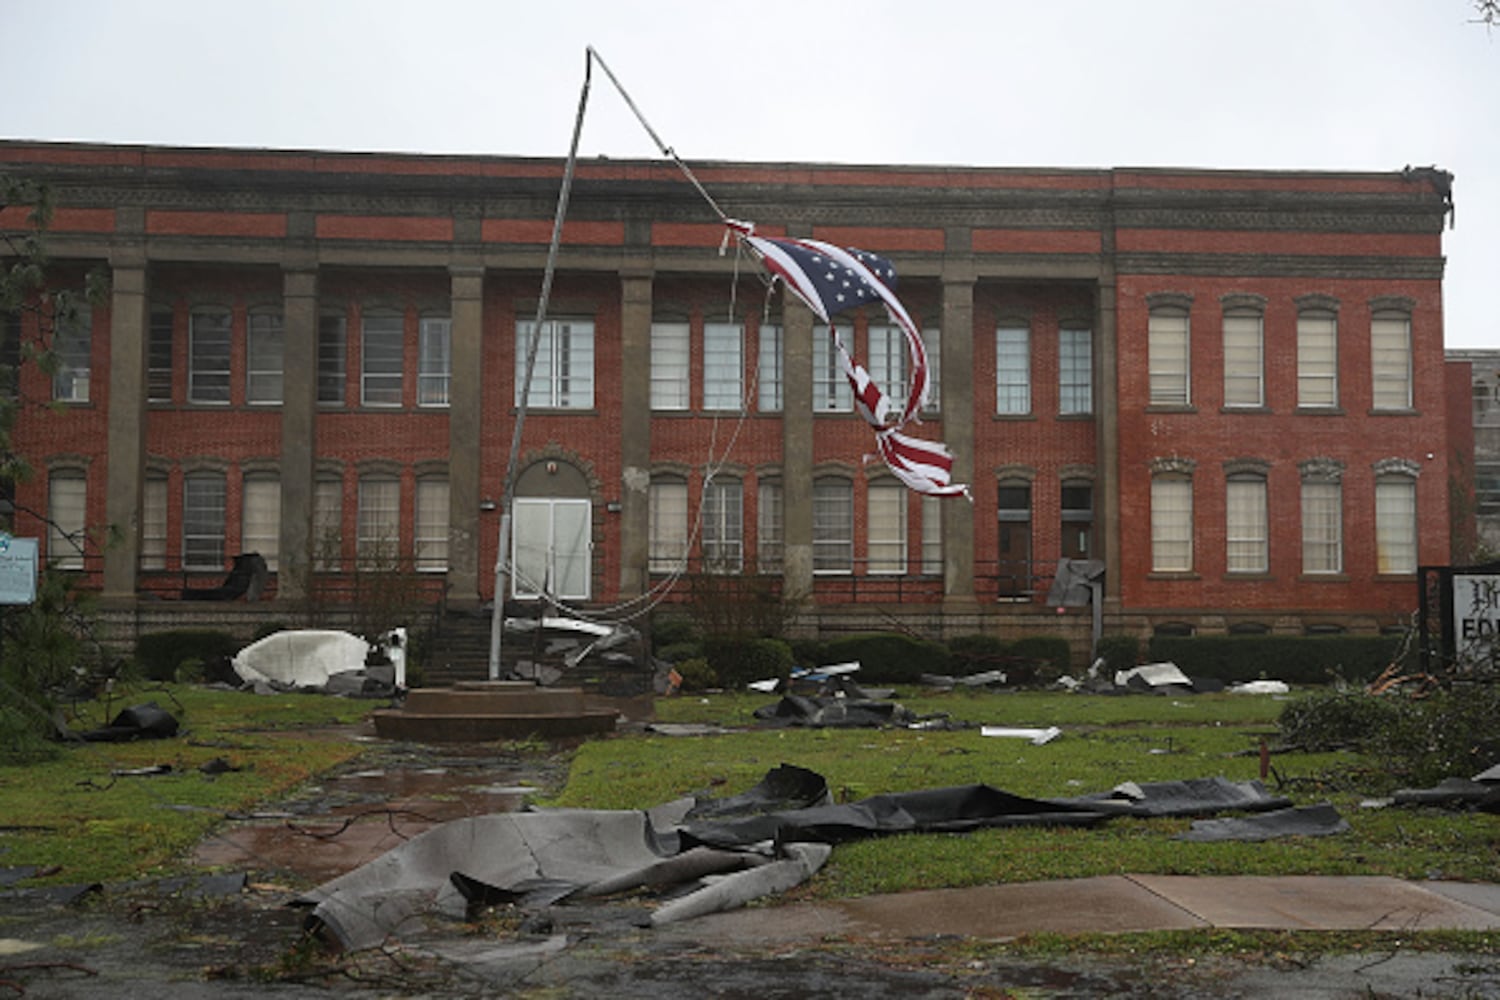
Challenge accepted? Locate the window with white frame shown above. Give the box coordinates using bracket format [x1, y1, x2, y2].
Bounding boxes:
[1300, 474, 1343, 574]
[1150, 475, 1193, 572]
[703, 321, 743, 411]
[812, 326, 852, 411]
[52, 305, 91, 403]
[140, 473, 167, 570]
[312, 475, 343, 571]
[1061, 481, 1094, 559]
[189, 308, 231, 404]
[1225, 474, 1268, 573]
[183, 471, 226, 570]
[47, 471, 87, 569]
[757, 324, 783, 412]
[869, 324, 906, 415]
[356, 475, 400, 567]
[867, 480, 907, 574]
[757, 479, 783, 573]
[241, 473, 281, 570]
[148, 306, 174, 403]
[921, 494, 943, 575]
[516, 318, 594, 409]
[1223, 311, 1264, 408]
[1059, 327, 1092, 415]
[1297, 310, 1338, 408]
[648, 476, 689, 573]
[361, 312, 404, 407]
[921, 326, 941, 415]
[702, 476, 743, 572]
[318, 313, 347, 405]
[417, 317, 451, 407]
[1371, 312, 1413, 411]
[995, 325, 1031, 415]
[812, 476, 853, 573]
[1148, 308, 1190, 406]
[415, 476, 450, 571]
[650, 321, 690, 410]
[246, 309, 284, 404]
[1375, 474, 1417, 574]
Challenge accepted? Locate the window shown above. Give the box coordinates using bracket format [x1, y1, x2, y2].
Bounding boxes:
[357, 475, 400, 566]
[702, 476, 743, 572]
[140, 473, 167, 570]
[1225, 475, 1268, 573]
[703, 322, 743, 411]
[1301, 478, 1342, 574]
[47, 471, 86, 569]
[1223, 311, 1264, 407]
[648, 476, 688, 573]
[1061, 481, 1094, 559]
[512, 498, 591, 600]
[995, 325, 1030, 415]
[1148, 308, 1190, 406]
[318, 313, 347, 405]
[812, 326, 852, 411]
[1150, 476, 1193, 572]
[1371, 312, 1412, 411]
[650, 321, 690, 410]
[812, 477, 853, 573]
[148, 306, 174, 402]
[417, 317, 451, 407]
[361, 312, 403, 407]
[757, 479, 783, 573]
[922, 326, 941, 414]
[516, 318, 594, 409]
[1297, 310, 1338, 408]
[1478, 462, 1500, 516]
[996, 481, 1032, 596]
[53, 304, 91, 403]
[183, 471, 226, 570]
[1375, 475, 1417, 574]
[312, 475, 343, 571]
[189, 308, 231, 404]
[921, 495, 943, 575]
[415, 476, 449, 571]
[246, 309, 284, 404]
[757, 324, 783, 412]
[1059, 328, 1092, 415]
[869, 324, 906, 416]
[867, 481, 906, 574]
[242, 473, 281, 570]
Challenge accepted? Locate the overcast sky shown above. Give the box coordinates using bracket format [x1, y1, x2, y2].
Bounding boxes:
[3, 0, 1496, 347]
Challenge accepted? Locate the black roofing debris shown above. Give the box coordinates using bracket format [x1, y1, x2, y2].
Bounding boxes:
[74, 703, 180, 743]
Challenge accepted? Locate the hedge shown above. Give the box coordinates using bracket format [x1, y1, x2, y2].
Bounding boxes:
[817, 633, 951, 684]
[134, 630, 242, 682]
[702, 636, 794, 690]
[1144, 634, 1403, 685]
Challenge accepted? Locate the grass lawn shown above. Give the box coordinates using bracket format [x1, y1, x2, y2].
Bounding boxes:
[553, 689, 1500, 899]
[0, 684, 372, 885]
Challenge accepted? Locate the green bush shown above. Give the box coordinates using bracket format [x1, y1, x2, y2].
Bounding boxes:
[947, 634, 1008, 675]
[135, 630, 241, 683]
[818, 633, 950, 684]
[703, 636, 793, 690]
[650, 615, 701, 653]
[673, 657, 718, 692]
[1277, 689, 1401, 752]
[655, 641, 703, 665]
[1146, 635, 1400, 685]
[1010, 636, 1071, 680]
[1095, 634, 1141, 674]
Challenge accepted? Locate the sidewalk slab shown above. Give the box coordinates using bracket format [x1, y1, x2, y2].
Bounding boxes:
[1128, 875, 1500, 931]
[1420, 880, 1500, 918]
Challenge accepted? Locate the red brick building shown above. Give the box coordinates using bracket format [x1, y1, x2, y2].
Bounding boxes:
[0, 142, 1461, 652]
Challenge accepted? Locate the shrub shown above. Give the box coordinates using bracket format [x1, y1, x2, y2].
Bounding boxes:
[948, 634, 1008, 675]
[818, 633, 950, 684]
[703, 636, 794, 690]
[135, 630, 241, 683]
[1010, 636, 1071, 680]
[1277, 689, 1401, 752]
[1147, 635, 1399, 685]
[650, 615, 701, 653]
[1095, 634, 1141, 674]
[673, 657, 718, 692]
[655, 641, 703, 665]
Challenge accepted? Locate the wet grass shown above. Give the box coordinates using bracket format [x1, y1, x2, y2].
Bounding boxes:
[555, 688, 1500, 897]
[0, 684, 372, 885]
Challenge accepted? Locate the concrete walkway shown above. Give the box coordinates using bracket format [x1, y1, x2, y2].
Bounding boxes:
[671, 876, 1500, 944]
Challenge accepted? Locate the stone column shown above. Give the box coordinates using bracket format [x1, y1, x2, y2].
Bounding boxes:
[782, 298, 814, 596]
[101, 252, 148, 602]
[618, 272, 653, 596]
[1096, 266, 1121, 605]
[446, 265, 484, 605]
[275, 267, 318, 601]
[941, 265, 977, 602]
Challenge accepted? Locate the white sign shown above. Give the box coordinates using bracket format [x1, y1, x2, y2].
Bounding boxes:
[0, 535, 38, 605]
[1452, 573, 1500, 661]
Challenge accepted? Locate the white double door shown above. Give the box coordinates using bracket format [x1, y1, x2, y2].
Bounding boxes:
[511, 498, 591, 600]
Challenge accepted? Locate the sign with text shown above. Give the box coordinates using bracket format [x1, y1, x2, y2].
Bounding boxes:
[1452, 572, 1500, 662]
[0, 535, 38, 605]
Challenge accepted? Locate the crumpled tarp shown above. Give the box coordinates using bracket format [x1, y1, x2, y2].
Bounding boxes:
[1057, 777, 1293, 817]
[231, 629, 401, 695]
[1393, 777, 1500, 813]
[752, 694, 917, 728]
[1176, 802, 1350, 841]
[1045, 558, 1104, 607]
[75, 702, 179, 743]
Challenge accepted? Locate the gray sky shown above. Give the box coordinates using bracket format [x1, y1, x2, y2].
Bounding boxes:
[4, 0, 1496, 347]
